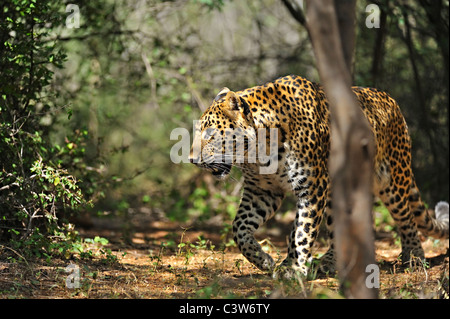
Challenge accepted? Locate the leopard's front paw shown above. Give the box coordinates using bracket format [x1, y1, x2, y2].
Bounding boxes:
[272, 260, 307, 281]
[319, 250, 337, 274]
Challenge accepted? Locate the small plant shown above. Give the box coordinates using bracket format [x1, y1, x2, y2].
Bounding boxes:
[177, 228, 195, 265]
[234, 258, 244, 275]
[373, 200, 395, 232]
[149, 246, 165, 274]
[195, 279, 223, 298]
[219, 223, 236, 249]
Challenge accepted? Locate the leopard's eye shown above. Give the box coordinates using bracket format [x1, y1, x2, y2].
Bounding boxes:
[202, 128, 216, 141]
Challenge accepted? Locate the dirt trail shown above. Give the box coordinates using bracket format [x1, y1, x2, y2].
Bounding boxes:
[0, 215, 448, 299]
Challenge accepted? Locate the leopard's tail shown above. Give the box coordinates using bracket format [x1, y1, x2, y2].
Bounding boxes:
[409, 180, 449, 239]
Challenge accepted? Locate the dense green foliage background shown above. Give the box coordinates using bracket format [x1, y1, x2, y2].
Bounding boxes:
[1, 0, 448, 256]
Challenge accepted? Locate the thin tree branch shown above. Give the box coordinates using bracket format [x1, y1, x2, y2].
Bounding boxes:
[280, 0, 307, 26]
[43, 29, 138, 43]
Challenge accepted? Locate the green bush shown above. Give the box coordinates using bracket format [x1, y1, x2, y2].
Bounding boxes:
[0, 0, 90, 257]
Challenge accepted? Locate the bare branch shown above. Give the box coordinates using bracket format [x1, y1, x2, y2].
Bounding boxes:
[280, 0, 307, 27]
[141, 51, 160, 109]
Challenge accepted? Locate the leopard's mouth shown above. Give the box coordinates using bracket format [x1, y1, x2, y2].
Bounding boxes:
[210, 163, 232, 179]
[189, 153, 232, 179]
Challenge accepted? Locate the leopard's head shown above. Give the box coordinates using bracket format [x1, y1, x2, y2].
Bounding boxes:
[189, 87, 255, 179]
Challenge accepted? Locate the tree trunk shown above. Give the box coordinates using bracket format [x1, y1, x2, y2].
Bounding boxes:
[305, 0, 377, 299]
[370, 2, 387, 87]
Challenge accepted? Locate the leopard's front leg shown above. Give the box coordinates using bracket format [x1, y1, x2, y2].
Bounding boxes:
[275, 173, 328, 279]
[232, 185, 284, 272]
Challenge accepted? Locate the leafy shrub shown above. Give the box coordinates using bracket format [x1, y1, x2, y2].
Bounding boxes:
[0, 0, 91, 257]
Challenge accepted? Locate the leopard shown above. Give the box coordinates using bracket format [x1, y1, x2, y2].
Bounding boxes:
[189, 74, 449, 278]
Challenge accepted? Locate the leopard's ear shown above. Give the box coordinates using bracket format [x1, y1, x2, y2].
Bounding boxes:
[224, 91, 241, 111]
[214, 87, 230, 102]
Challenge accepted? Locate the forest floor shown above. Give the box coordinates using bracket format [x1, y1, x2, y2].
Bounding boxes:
[0, 211, 448, 299]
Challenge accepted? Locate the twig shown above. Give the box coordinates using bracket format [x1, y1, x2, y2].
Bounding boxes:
[280, 0, 307, 27]
[141, 52, 160, 109]
[42, 29, 138, 43]
[0, 244, 31, 270]
[0, 182, 20, 192]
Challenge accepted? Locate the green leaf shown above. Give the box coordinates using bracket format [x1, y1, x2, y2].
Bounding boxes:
[94, 236, 108, 245]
